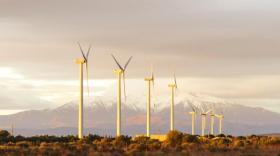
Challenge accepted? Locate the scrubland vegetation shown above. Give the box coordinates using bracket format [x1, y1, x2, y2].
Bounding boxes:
[0, 130, 280, 156]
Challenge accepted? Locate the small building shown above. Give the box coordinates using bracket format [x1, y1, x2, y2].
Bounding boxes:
[134, 134, 167, 142]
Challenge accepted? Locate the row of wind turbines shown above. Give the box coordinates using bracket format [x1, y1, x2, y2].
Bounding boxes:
[74, 43, 224, 139]
[188, 103, 224, 137]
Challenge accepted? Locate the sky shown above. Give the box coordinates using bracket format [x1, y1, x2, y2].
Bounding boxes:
[1, 0, 280, 114]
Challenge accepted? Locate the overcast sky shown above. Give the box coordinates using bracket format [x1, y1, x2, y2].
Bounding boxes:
[1, 0, 280, 114]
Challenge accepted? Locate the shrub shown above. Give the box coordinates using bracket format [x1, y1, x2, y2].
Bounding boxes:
[166, 131, 183, 148]
[147, 140, 161, 151]
[207, 134, 215, 139]
[237, 136, 246, 140]
[16, 141, 30, 148]
[233, 139, 246, 148]
[267, 137, 280, 145]
[112, 135, 131, 149]
[216, 134, 226, 138]
[182, 134, 199, 143]
[96, 137, 112, 152]
[133, 136, 149, 144]
[128, 143, 144, 152]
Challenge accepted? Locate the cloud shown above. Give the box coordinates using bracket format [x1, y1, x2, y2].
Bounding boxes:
[0, 109, 26, 115]
[0, 67, 24, 79]
[0, 0, 280, 112]
[0, 67, 280, 113]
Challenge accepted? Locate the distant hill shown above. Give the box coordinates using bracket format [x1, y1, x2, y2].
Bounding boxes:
[0, 93, 280, 136]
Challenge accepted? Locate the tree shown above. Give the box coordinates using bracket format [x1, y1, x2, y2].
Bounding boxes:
[0, 130, 10, 138]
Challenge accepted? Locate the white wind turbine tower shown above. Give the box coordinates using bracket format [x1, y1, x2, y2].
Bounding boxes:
[75, 43, 91, 139]
[144, 66, 155, 137]
[215, 112, 224, 134]
[168, 74, 178, 131]
[210, 110, 215, 135]
[111, 54, 133, 137]
[188, 102, 197, 135]
[210, 103, 215, 135]
[200, 108, 212, 137]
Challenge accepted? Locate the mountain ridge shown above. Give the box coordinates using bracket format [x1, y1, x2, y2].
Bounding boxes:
[0, 93, 279, 136]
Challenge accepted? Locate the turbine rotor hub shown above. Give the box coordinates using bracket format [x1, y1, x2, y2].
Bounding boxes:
[75, 58, 86, 64]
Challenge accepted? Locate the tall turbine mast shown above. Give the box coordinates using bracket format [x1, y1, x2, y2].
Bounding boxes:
[168, 74, 177, 131]
[144, 66, 154, 137]
[111, 54, 133, 137]
[75, 43, 91, 139]
[201, 109, 211, 136]
[215, 113, 224, 134]
[210, 110, 215, 135]
[188, 102, 197, 135]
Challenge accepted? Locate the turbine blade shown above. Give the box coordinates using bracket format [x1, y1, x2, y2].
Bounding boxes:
[174, 73, 177, 88]
[206, 109, 211, 114]
[111, 54, 123, 70]
[86, 44, 92, 60]
[78, 42, 87, 60]
[124, 56, 133, 70]
[200, 104, 205, 113]
[188, 102, 195, 112]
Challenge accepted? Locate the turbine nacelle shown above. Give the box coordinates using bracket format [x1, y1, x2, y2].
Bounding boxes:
[113, 69, 124, 74]
[201, 109, 212, 116]
[75, 58, 86, 64]
[168, 73, 178, 89]
[168, 84, 177, 88]
[189, 111, 196, 115]
[144, 77, 154, 81]
[215, 114, 224, 119]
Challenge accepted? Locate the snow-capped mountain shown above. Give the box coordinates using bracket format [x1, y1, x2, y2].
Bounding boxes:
[0, 93, 279, 136]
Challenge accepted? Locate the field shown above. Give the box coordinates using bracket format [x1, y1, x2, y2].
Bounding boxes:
[0, 130, 280, 156]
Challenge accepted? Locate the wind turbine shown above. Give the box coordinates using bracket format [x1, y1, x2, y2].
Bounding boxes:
[188, 102, 197, 135]
[144, 66, 154, 137]
[75, 43, 91, 139]
[201, 109, 211, 136]
[215, 113, 224, 134]
[210, 110, 215, 135]
[168, 74, 177, 131]
[111, 54, 133, 137]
